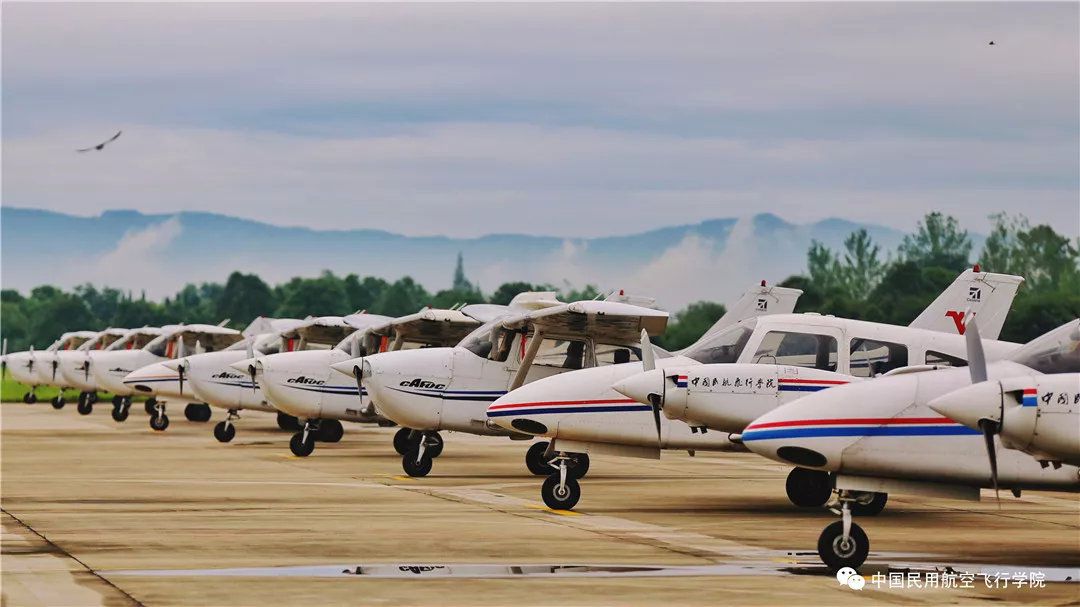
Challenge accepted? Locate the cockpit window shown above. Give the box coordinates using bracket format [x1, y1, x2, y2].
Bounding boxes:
[1010, 319, 1080, 374]
[849, 338, 908, 377]
[925, 350, 967, 368]
[533, 338, 586, 369]
[459, 321, 517, 361]
[754, 331, 838, 371]
[683, 323, 755, 364]
[144, 334, 171, 357]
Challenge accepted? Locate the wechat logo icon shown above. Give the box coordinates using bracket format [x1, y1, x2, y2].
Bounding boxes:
[836, 566, 865, 590]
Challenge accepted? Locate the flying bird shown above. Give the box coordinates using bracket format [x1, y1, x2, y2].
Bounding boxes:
[988, 41, 995, 45]
[77, 130, 122, 152]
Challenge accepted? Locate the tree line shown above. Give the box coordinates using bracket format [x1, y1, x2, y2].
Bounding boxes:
[1, 213, 1076, 353]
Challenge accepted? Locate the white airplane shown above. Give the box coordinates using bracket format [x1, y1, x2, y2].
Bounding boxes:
[930, 318, 1080, 468]
[92, 324, 241, 426]
[347, 291, 671, 478]
[56, 327, 131, 413]
[741, 318, 1080, 571]
[488, 268, 1023, 510]
[611, 270, 1024, 511]
[5, 331, 98, 407]
[241, 306, 498, 457]
[84, 326, 167, 417]
[154, 317, 307, 442]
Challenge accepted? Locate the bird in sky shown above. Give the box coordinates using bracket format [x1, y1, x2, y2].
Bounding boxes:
[76, 130, 122, 152]
[989, 41, 996, 45]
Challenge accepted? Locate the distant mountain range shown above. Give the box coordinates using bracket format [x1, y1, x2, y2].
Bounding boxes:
[0, 207, 908, 310]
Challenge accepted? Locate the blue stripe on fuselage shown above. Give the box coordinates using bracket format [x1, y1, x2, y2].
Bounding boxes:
[742, 425, 980, 441]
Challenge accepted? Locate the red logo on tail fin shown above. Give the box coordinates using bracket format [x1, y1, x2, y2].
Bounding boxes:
[945, 310, 975, 335]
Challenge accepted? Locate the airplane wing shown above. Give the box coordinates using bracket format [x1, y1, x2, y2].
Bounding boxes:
[173, 326, 244, 352]
[501, 300, 669, 345]
[704, 282, 803, 337]
[368, 308, 483, 352]
[908, 267, 1024, 339]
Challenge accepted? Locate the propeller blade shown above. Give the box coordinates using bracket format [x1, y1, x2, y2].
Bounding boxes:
[978, 418, 1001, 506]
[177, 364, 185, 395]
[84, 359, 91, 381]
[51, 359, 58, 381]
[353, 364, 364, 399]
[964, 312, 987, 384]
[648, 393, 663, 447]
[1, 338, 7, 379]
[641, 329, 655, 372]
[246, 340, 257, 394]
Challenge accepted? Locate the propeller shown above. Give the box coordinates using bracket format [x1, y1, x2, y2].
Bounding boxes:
[640, 329, 662, 445]
[175, 337, 187, 395]
[246, 340, 257, 394]
[349, 336, 366, 400]
[1, 338, 7, 380]
[964, 314, 1000, 504]
[27, 345, 34, 373]
[51, 358, 59, 381]
[83, 357, 91, 382]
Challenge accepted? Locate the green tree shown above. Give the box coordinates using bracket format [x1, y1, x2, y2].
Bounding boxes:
[343, 274, 388, 312]
[898, 212, 972, 270]
[490, 282, 539, 305]
[274, 271, 351, 318]
[656, 301, 727, 351]
[217, 272, 275, 325]
[370, 277, 431, 317]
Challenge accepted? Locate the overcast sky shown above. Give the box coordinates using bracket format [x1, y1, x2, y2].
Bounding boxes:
[4, 2, 1078, 238]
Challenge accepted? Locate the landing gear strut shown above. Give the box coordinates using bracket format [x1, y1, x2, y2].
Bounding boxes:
[149, 402, 170, 431]
[817, 492, 870, 571]
[214, 410, 239, 443]
[785, 467, 832, 507]
[539, 451, 590, 510]
[290, 420, 318, 457]
[402, 431, 443, 477]
[111, 395, 132, 422]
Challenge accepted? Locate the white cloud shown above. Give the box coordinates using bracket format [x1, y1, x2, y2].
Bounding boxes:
[90, 218, 183, 291]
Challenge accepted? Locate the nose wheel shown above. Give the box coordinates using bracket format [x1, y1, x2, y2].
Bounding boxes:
[76, 392, 94, 415]
[402, 432, 443, 477]
[149, 402, 170, 431]
[290, 421, 319, 456]
[111, 396, 132, 422]
[539, 452, 590, 510]
[214, 410, 239, 443]
[51, 395, 66, 410]
[818, 495, 870, 571]
[23, 390, 38, 404]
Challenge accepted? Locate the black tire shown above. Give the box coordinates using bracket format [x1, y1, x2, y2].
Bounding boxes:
[541, 474, 581, 510]
[112, 405, 129, 422]
[144, 400, 156, 415]
[23, 392, 36, 404]
[317, 419, 344, 443]
[51, 395, 65, 410]
[393, 428, 417, 455]
[402, 449, 433, 477]
[184, 403, 212, 422]
[817, 520, 869, 572]
[786, 467, 833, 508]
[78, 392, 90, 408]
[567, 453, 590, 479]
[150, 413, 170, 432]
[77, 399, 93, 415]
[289, 432, 315, 457]
[87, 392, 98, 404]
[425, 432, 444, 458]
[525, 441, 552, 476]
[113, 395, 124, 407]
[276, 412, 301, 431]
[214, 421, 236, 443]
[851, 493, 888, 516]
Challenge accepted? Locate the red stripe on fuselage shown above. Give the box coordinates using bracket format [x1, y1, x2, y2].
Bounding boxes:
[777, 378, 849, 385]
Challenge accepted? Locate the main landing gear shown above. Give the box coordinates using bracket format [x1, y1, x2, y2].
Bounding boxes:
[276, 412, 301, 432]
[111, 395, 132, 422]
[144, 397, 157, 415]
[539, 450, 590, 510]
[76, 391, 98, 415]
[214, 410, 240, 443]
[818, 491, 871, 571]
[22, 390, 37, 404]
[51, 394, 66, 410]
[401, 431, 444, 477]
[288, 419, 345, 457]
[184, 403, 212, 423]
[785, 467, 832, 507]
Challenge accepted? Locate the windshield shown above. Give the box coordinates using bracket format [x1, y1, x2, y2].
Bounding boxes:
[682, 321, 756, 364]
[104, 331, 157, 351]
[1011, 319, 1080, 374]
[459, 320, 517, 360]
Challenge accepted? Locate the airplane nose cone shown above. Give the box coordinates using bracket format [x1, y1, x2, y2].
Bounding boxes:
[161, 359, 184, 371]
[229, 358, 259, 374]
[330, 358, 362, 379]
[929, 382, 1002, 430]
[612, 369, 665, 405]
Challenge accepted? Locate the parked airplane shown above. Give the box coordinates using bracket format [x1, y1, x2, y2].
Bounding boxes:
[930, 317, 1080, 468]
[56, 328, 130, 412]
[243, 306, 498, 456]
[741, 317, 1080, 571]
[488, 268, 1022, 510]
[156, 317, 307, 442]
[85, 326, 166, 417]
[351, 291, 670, 478]
[5, 331, 98, 407]
[611, 270, 1024, 511]
[92, 324, 241, 426]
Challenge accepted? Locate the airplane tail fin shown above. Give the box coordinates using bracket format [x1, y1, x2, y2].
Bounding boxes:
[908, 265, 1024, 340]
[704, 281, 802, 337]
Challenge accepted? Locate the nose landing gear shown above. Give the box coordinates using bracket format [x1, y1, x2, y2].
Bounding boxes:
[214, 410, 240, 443]
[817, 492, 870, 571]
[402, 431, 443, 477]
[539, 451, 590, 510]
[111, 395, 132, 422]
[51, 395, 66, 410]
[149, 402, 170, 431]
[22, 390, 37, 404]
